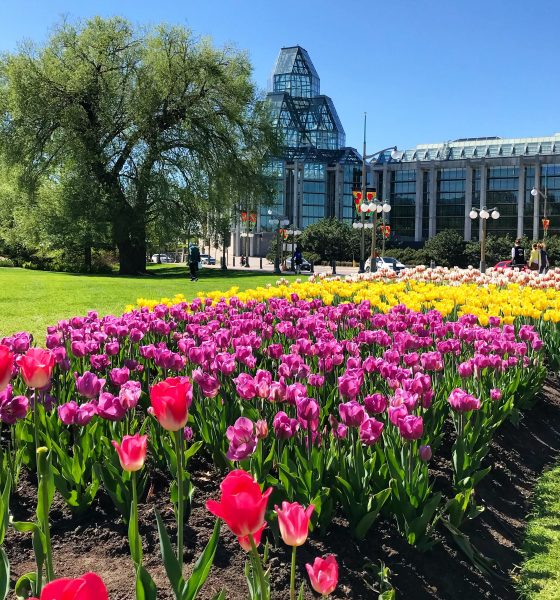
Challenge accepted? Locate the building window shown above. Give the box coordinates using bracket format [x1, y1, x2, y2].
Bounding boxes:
[486, 166, 518, 236]
[390, 170, 416, 241]
[436, 168, 465, 235]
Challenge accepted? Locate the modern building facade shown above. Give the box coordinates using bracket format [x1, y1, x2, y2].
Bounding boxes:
[233, 46, 364, 256]
[371, 135, 560, 242]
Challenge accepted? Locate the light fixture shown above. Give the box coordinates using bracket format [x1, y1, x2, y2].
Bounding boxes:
[382, 203, 391, 213]
[491, 210, 500, 219]
[531, 188, 538, 197]
[269, 218, 279, 226]
[469, 210, 478, 219]
[368, 202, 376, 212]
[365, 222, 373, 229]
[480, 209, 489, 219]
[361, 203, 369, 213]
[281, 219, 290, 227]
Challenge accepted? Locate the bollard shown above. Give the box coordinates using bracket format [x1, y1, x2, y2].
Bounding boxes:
[331, 259, 336, 275]
[310, 260, 314, 273]
[260, 257, 263, 269]
[233, 256, 236, 267]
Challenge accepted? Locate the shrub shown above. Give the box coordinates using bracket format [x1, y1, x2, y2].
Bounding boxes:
[0, 257, 14, 267]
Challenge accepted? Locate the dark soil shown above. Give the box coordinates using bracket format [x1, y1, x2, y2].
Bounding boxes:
[5, 378, 560, 599]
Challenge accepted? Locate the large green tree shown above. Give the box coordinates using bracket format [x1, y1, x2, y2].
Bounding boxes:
[0, 17, 277, 273]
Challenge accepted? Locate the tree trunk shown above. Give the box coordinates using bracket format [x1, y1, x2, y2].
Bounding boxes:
[115, 208, 147, 275]
[84, 245, 92, 273]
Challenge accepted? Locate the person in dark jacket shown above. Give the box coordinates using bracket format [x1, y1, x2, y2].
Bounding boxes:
[538, 242, 550, 274]
[189, 245, 201, 281]
[511, 239, 526, 268]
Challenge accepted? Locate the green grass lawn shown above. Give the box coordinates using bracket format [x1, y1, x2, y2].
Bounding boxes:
[518, 461, 560, 600]
[0, 265, 284, 340]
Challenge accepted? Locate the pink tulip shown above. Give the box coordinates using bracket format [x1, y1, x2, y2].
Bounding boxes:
[149, 376, 192, 431]
[226, 417, 257, 461]
[0, 386, 28, 424]
[17, 348, 55, 389]
[74, 371, 106, 399]
[97, 392, 127, 421]
[359, 417, 384, 445]
[30, 571, 108, 600]
[192, 369, 221, 398]
[273, 411, 299, 439]
[338, 400, 365, 427]
[490, 388, 502, 401]
[0, 345, 13, 392]
[58, 401, 79, 425]
[110, 367, 130, 386]
[306, 555, 339, 596]
[275, 501, 314, 546]
[448, 388, 481, 413]
[119, 380, 142, 409]
[255, 419, 268, 439]
[112, 433, 148, 472]
[237, 522, 266, 552]
[398, 415, 423, 440]
[419, 444, 432, 461]
[364, 393, 387, 414]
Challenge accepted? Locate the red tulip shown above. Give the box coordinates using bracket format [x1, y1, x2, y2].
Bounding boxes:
[206, 469, 272, 537]
[237, 522, 266, 552]
[112, 433, 148, 472]
[0, 345, 13, 392]
[17, 348, 55, 389]
[30, 572, 108, 600]
[275, 501, 314, 547]
[306, 555, 338, 596]
[149, 376, 192, 431]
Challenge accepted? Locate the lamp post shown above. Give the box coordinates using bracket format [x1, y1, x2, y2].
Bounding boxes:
[469, 206, 500, 273]
[268, 210, 289, 275]
[531, 186, 550, 237]
[357, 113, 403, 272]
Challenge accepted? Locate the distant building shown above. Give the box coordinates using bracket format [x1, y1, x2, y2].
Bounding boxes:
[371, 135, 560, 242]
[233, 46, 364, 257]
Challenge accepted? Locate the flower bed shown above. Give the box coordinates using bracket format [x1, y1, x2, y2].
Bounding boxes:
[0, 281, 557, 598]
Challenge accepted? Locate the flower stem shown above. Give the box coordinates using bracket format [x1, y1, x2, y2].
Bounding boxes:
[174, 429, 184, 565]
[130, 470, 141, 568]
[290, 545, 297, 600]
[249, 533, 268, 600]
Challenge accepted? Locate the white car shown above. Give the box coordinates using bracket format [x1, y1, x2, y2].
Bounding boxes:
[199, 254, 216, 265]
[364, 256, 406, 273]
[151, 254, 174, 264]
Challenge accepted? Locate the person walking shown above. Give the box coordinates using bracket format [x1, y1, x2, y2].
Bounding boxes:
[511, 239, 526, 268]
[529, 243, 539, 271]
[538, 242, 549, 274]
[293, 245, 303, 275]
[189, 244, 201, 281]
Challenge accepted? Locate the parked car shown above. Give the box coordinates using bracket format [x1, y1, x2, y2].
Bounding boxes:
[494, 260, 529, 271]
[364, 256, 406, 273]
[199, 254, 216, 265]
[289, 256, 312, 272]
[151, 254, 174, 264]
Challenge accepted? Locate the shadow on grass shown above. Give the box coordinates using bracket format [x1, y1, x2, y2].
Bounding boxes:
[63, 265, 286, 281]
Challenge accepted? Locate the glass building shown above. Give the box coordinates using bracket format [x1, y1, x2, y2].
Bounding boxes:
[234, 46, 362, 256]
[372, 135, 560, 242]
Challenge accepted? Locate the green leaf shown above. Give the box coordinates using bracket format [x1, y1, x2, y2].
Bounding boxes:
[181, 518, 221, 600]
[0, 547, 10, 600]
[0, 473, 12, 545]
[14, 572, 36, 600]
[135, 565, 157, 600]
[410, 492, 442, 546]
[128, 499, 142, 566]
[155, 509, 183, 595]
[354, 488, 391, 540]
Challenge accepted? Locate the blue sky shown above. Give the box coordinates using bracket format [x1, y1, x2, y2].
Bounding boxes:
[1, 0, 558, 152]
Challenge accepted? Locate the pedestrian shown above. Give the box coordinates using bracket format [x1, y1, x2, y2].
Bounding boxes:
[538, 242, 549, 274]
[189, 244, 200, 281]
[511, 239, 526, 268]
[529, 243, 539, 271]
[293, 244, 303, 275]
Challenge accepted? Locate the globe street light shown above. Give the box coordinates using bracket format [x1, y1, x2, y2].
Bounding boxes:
[531, 187, 550, 237]
[470, 206, 500, 273]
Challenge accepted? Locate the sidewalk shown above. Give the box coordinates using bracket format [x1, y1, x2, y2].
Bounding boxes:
[204, 258, 358, 276]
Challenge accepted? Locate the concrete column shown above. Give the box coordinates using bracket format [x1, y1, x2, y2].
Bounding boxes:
[428, 166, 437, 237]
[464, 165, 473, 241]
[293, 161, 299, 227]
[517, 165, 525, 239]
[479, 164, 487, 240]
[415, 168, 423, 241]
[334, 165, 342, 220]
[533, 162, 540, 240]
[382, 166, 390, 201]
